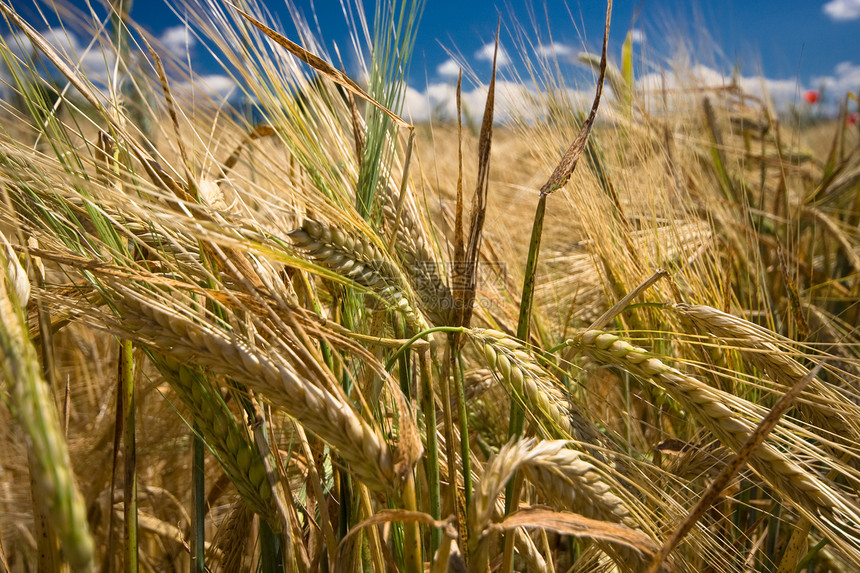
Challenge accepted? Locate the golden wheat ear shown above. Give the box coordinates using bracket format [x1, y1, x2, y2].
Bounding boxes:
[383, 188, 454, 326]
[472, 438, 659, 573]
[288, 217, 429, 331]
[672, 303, 860, 440]
[94, 287, 400, 493]
[474, 328, 604, 445]
[571, 328, 860, 564]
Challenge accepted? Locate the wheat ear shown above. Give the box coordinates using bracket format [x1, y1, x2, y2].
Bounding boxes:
[208, 500, 253, 572]
[570, 329, 860, 560]
[672, 303, 859, 438]
[520, 440, 635, 527]
[154, 357, 274, 519]
[383, 190, 453, 326]
[111, 289, 397, 492]
[522, 440, 667, 572]
[475, 439, 635, 528]
[473, 438, 652, 572]
[0, 248, 95, 569]
[289, 217, 428, 331]
[474, 329, 604, 446]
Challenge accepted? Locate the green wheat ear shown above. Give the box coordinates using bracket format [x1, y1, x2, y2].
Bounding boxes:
[1, 248, 95, 570]
[153, 356, 276, 520]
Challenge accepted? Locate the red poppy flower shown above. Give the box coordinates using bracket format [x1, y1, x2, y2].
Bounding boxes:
[803, 90, 819, 104]
[847, 112, 859, 126]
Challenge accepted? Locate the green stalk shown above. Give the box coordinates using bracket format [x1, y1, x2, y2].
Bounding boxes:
[395, 319, 412, 398]
[438, 343, 461, 547]
[500, 193, 547, 571]
[385, 326, 464, 370]
[120, 339, 138, 573]
[500, 473, 524, 573]
[259, 520, 285, 573]
[358, 485, 385, 572]
[451, 342, 472, 513]
[420, 350, 441, 555]
[338, 461, 351, 542]
[507, 193, 547, 443]
[794, 538, 828, 572]
[764, 504, 782, 572]
[499, 6, 609, 568]
[191, 426, 205, 573]
[514, 195, 548, 341]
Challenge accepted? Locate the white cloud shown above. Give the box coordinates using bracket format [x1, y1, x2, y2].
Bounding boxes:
[403, 85, 432, 122]
[159, 25, 195, 57]
[402, 79, 589, 124]
[2, 28, 115, 88]
[436, 58, 461, 78]
[636, 60, 856, 112]
[175, 74, 238, 103]
[475, 43, 510, 67]
[403, 81, 489, 123]
[739, 75, 799, 103]
[537, 43, 573, 58]
[628, 29, 645, 44]
[196, 74, 238, 101]
[637, 64, 802, 109]
[812, 60, 860, 94]
[823, 0, 860, 20]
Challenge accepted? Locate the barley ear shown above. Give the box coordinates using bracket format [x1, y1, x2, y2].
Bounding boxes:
[0, 247, 95, 569]
[153, 356, 276, 521]
[572, 329, 860, 561]
[474, 329, 603, 445]
[110, 289, 398, 492]
[289, 217, 428, 331]
[208, 499, 253, 572]
[671, 303, 859, 438]
[472, 438, 651, 573]
[383, 189, 454, 326]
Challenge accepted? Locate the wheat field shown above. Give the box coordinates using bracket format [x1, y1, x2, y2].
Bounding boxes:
[1, 0, 859, 571]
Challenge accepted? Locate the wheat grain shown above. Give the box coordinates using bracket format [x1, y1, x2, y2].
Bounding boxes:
[521, 440, 635, 527]
[475, 438, 634, 528]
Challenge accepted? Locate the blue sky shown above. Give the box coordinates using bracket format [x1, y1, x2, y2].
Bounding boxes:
[7, 0, 860, 118]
